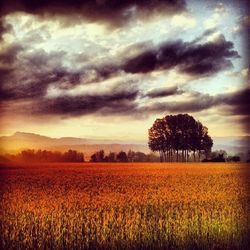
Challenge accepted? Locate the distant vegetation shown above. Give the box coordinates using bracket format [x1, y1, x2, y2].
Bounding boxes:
[90, 150, 159, 162]
[0, 149, 160, 163]
[1, 148, 244, 163]
[148, 114, 213, 162]
[3, 149, 85, 162]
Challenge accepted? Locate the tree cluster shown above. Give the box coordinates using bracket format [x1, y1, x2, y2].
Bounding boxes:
[12, 149, 84, 162]
[226, 155, 240, 162]
[90, 150, 159, 162]
[148, 114, 213, 162]
[202, 150, 242, 162]
[214, 150, 241, 162]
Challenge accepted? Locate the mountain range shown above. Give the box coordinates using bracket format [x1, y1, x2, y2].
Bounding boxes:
[0, 132, 149, 159]
[0, 132, 249, 159]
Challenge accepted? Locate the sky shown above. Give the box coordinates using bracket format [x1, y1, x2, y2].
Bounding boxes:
[0, 0, 249, 142]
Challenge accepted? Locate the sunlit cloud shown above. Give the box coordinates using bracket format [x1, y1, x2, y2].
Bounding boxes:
[0, 0, 248, 139]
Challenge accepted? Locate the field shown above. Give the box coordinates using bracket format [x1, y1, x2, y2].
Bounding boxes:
[0, 163, 249, 249]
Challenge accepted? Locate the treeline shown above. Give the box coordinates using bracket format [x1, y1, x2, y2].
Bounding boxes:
[202, 150, 242, 162]
[6, 149, 85, 162]
[90, 150, 159, 162]
[0, 148, 246, 163]
[1, 149, 160, 163]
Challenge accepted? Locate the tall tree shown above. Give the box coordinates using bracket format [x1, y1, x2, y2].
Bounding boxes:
[148, 118, 170, 162]
[148, 114, 213, 162]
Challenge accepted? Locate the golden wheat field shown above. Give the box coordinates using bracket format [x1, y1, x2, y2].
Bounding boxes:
[0, 162, 249, 250]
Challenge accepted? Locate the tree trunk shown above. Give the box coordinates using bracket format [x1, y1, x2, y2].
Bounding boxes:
[177, 150, 179, 162]
[193, 150, 196, 162]
[159, 151, 162, 162]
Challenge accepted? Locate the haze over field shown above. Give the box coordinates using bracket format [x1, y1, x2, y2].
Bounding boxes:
[0, 0, 249, 141]
[1, 132, 249, 159]
[0, 132, 149, 160]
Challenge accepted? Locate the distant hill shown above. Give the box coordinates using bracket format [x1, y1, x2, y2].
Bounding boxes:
[0, 132, 249, 160]
[0, 132, 149, 159]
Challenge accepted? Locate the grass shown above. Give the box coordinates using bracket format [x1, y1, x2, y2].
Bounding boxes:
[0, 162, 249, 249]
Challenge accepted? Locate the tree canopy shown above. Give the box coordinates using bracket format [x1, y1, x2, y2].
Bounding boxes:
[148, 114, 213, 162]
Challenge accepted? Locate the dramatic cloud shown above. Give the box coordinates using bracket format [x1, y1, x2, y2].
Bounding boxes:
[222, 88, 250, 133]
[141, 93, 220, 114]
[0, 1, 248, 138]
[31, 86, 139, 117]
[234, 15, 250, 67]
[140, 88, 250, 122]
[0, 48, 68, 100]
[3, 78, 249, 128]
[0, 0, 186, 27]
[0, 32, 241, 130]
[0, 32, 239, 104]
[0, 43, 23, 64]
[0, 18, 11, 41]
[123, 35, 239, 76]
[0, 43, 23, 86]
[223, 88, 250, 116]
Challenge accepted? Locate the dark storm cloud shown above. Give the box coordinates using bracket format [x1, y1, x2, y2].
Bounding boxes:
[0, 35, 240, 104]
[140, 88, 250, 127]
[0, 43, 23, 84]
[3, 80, 249, 122]
[0, 46, 96, 101]
[49, 35, 238, 82]
[0, 19, 242, 122]
[236, 15, 250, 67]
[0, 67, 13, 87]
[222, 88, 250, 133]
[0, 43, 23, 64]
[0, 0, 186, 27]
[146, 86, 184, 98]
[0, 69, 87, 101]
[123, 35, 240, 76]
[142, 93, 220, 114]
[0, 17, 13, 42]
[0, 71, 65, 100]
[223, 88, 250, 116]
[0, 22, 5, 41]
[33, 86, 139, 117]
